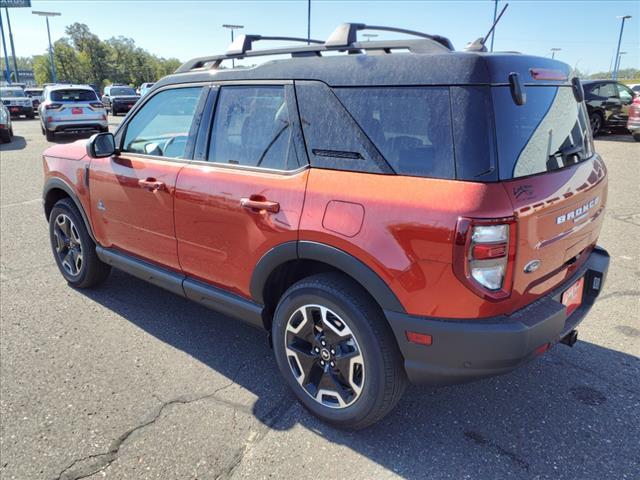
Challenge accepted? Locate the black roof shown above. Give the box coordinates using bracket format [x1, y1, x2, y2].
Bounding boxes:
[155, 22, 573, 89]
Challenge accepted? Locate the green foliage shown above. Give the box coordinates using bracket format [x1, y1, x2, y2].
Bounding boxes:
[18, 22, 181, 88]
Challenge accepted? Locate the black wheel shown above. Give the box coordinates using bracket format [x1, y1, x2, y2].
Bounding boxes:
[0, 129, 10, 143]
[590, 112, 603, 136]
[49, 198, 111, 288]
[45, 129, 55, 141]
[633, 133, 640, 142]
[272, 273, 407, 430]
[26, 111, 35, 119]
[111, 107, 118, 116]
[100, 126, 109, 133]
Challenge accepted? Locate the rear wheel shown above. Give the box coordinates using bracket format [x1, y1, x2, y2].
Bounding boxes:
[633, 133, 640, 142]
[272, 273, 407, 430]
[45, 129, 55, 141]
[49, 198, 111, 288]
[590, 112, 603, 136]
[26, 111, 35, 119]
[0, 129, 10, 143]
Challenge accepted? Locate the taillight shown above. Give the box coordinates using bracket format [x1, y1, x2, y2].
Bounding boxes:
[453, 217, 517, 301]
[45, 103, 62, 110]
[90, 102, 104, 109]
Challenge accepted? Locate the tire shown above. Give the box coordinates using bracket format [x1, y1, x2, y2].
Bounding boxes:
[100, 126, 109, 133]
[633, 133, 640, 142]
[45, 129, 55, 141]
[0, 129, 10, 143]
[49, 198, 111, 289]
[26, 111, 35, 119]
[590, 112, 603, 136]
[111, 106, 118, 116]
[272, 273, 407, 430]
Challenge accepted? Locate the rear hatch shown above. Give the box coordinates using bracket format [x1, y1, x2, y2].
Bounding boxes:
[48, 89, 105, 122]
[491, 83, 607, 310]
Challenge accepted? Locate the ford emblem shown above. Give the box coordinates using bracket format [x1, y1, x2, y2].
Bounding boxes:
[524, 259, 541, 273]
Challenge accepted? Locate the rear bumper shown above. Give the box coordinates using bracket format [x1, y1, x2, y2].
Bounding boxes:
[6, 105, 33, 115]
[385, 246, 610, 385]
[46, 119, 108, 132]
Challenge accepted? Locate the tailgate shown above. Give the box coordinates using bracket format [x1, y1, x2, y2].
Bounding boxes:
[504, 156, 607, 302]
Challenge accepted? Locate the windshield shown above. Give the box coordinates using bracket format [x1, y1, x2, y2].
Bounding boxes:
[1, 89, 26, 98]
[493, 86, 592, 180]
[50, 89, 98, 102]
[110, 87, 136, 96]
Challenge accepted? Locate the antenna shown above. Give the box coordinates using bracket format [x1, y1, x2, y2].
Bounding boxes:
[465, 3, 509, 52]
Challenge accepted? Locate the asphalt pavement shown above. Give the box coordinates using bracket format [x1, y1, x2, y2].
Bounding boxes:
[0, 117, 639, 480]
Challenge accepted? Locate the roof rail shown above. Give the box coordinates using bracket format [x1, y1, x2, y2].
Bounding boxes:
[227, 34, 323, 56]
[325, 23, 454, 51]
[175, 22, 454, 74]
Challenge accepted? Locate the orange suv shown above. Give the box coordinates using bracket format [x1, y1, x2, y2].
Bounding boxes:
[42, 24, 610, 429]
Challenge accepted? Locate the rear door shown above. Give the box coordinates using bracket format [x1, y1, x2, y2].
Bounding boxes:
[492, 85, 608, 310]
[174, 83, 308, 297]
[89, 85, 207, 270]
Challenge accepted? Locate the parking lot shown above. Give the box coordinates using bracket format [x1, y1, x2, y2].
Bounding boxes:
[0, 117, 638, 479]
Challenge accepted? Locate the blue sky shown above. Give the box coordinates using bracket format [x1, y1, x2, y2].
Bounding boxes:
[3, 0, 639, 74]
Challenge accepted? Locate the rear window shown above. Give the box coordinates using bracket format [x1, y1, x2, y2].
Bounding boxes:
[110, 87, 136, 96]
[335, 87, 455, 179]
[50, 89, 98, 102]
[493, 86, 592, 180]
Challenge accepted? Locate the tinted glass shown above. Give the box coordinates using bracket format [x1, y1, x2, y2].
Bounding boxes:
[110, 87, 136, 96]
[336, 87, 454, 179]
[616, 84, 633, 104]
[208, 86, 297, 170]
[596, 83, 616, 99]
[50, 89, 97, 102]
[1, 89, 26, 98]
[493, 86, 593, 180]
[123, 87, 203, 158]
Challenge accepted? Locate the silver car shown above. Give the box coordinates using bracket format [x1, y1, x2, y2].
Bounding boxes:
[39, 85, 108, 141]
[0, 103, 14, 143]
[0, 86, 34, 119]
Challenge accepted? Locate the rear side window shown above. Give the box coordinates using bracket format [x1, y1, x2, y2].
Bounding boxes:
[493, 86, 593, 180]
[207, 86, 298, 170]
[123, 87, 204, 158]
[50, 89, 97, 102]
[594, 83, 616, 99]
[335, 87, 455, 179]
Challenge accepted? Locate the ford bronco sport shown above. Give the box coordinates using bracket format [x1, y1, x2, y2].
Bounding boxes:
[42, 23, 610, 429]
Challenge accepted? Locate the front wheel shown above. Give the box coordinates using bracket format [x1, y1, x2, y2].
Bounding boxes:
[590, 112, 603, 136]
[49, 198, 111, 288]
[272, 273, 407, 430]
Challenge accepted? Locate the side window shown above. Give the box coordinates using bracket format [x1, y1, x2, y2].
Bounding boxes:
[616, 84, 633, 104]
[597, 83, 617, 99]
[335, 87, 455, 179]
[207, 86, 298, 170]
[123, 87, 204, 158]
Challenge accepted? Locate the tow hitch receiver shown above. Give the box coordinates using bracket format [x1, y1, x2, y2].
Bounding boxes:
[560, 330, 578, 347]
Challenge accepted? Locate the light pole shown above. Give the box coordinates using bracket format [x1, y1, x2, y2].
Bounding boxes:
[612, 15, 631, 80]
[32, 11, 61, 83]
[307, 0, 311, 45]
[490, 0, 499, 52]
[222, 24, 244, 68]
[362, 33, 378, 42]
[550, 47, 561, 59]
[617, 51, 627, 75]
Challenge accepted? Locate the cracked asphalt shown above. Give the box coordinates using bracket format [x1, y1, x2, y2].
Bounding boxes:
[1, 118, 639, 480]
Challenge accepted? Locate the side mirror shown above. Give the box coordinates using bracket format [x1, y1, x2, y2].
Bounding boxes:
[571, 77, 584, 103]
[87, 132, 116, 158]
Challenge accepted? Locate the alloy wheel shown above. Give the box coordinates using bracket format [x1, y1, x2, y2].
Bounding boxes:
[590, 114, 601, 135]
[53, 213, 84, 277]
[285, 304, 365, 408]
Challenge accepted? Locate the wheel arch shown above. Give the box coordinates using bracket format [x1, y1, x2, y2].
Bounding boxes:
[43, 178, 96, 242]
[252, 241, 406, 329]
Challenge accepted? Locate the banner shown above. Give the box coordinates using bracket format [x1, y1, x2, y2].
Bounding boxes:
[0, 0, 31, 7]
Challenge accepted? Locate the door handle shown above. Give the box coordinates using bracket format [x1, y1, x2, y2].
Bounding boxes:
[138, 178, 165, 192]
[240, 197, 280, 213]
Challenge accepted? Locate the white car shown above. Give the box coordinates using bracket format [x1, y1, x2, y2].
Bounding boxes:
[0, 86, 35, 119]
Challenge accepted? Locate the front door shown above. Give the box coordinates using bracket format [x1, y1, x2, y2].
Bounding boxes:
[89, 85, 207, 270]
[174, 84, 308, 298]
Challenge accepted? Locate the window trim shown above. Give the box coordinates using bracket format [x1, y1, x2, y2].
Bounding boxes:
[197, 81, 308, 175]
[115, 82, 211, 162]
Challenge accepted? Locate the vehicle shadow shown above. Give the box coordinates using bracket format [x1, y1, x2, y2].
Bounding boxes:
[595, 131, 636, 143]
[0, 135, 27, 152]
[80, 269, 640, 479]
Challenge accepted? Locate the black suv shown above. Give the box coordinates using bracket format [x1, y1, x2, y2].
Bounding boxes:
[583, 80, 635, 135]
[101, 85, 140, 116]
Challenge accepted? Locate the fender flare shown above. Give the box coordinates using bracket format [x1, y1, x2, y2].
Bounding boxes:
[250, 240, 405, 313]
[43, 177, 96, 242]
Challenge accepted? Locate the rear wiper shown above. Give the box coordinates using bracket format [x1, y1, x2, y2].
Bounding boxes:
[548, 144, 583, 169]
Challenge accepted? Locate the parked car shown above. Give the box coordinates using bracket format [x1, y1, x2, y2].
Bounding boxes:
[627, 96, 640, 142]
[101, 85, 140, 116]
[0, 86, 35, 118]
[39, 85, 108, 141]
[42, 23, 610, 429]
[0, 103, 13, 142]
[627, 83, 640, 94]
[582, 80, 636, 135]
[24, 87, 45, 111]
[139, 82, 155, 96]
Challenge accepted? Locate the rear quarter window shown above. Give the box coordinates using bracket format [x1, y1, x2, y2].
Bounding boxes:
[335, 87, 455, 179]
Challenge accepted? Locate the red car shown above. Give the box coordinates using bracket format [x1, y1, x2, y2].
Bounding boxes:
[42, 23, 610, 429]
[627, 96, 640, 141]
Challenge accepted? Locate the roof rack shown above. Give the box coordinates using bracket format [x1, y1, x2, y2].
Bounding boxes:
[175, 22, 454, 74]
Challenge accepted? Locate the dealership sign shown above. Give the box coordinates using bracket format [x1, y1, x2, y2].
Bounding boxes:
[0, 0, 31, 7]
